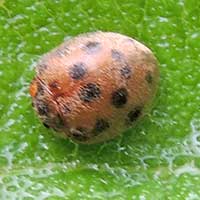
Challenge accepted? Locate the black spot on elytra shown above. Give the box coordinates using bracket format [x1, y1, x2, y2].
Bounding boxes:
[120, 65, 132, 79]
[70, 127, 89, 141]
[36, 101, 49, 116]
[127, 107, 142, 124]
[49, 81, 59, 89]
[79, 83, 101, 102]
[69, 62, 87, 80]
[111, 88, 128, 108]
[84, 41, 101, 53]
[111, 49, 124, 61]
[93, 119, 110, 135]
[145, 71, 153, 84]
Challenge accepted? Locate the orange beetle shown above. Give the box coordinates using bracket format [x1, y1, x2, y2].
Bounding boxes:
[30, 31, 159, 144]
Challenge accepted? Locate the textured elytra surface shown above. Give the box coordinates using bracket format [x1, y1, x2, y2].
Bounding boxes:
[0, 0, 200, 199]
[30, 31, 159, 144]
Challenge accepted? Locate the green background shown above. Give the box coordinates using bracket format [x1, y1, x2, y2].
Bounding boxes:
[1, 0, 200, 199]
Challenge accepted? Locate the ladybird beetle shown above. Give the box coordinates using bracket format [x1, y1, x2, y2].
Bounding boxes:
[30, 31, 159, 144]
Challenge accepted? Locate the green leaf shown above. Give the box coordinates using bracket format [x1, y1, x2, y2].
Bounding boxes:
[1, 0, 200, 199]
